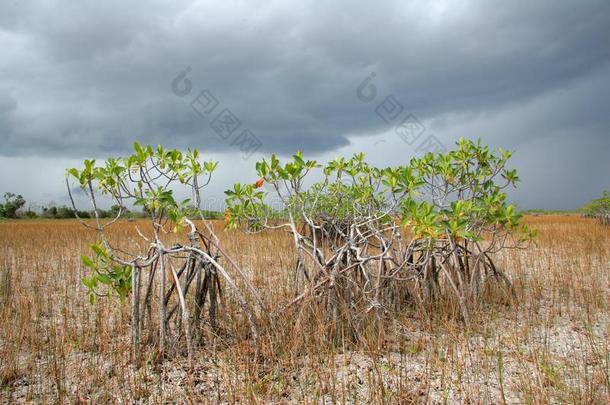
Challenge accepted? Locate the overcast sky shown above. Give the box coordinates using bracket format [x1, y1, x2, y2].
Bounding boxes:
[1, 0, 609, 210]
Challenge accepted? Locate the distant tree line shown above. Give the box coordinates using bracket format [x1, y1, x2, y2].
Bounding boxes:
[0, 192, 223, 220]
[40, 205, 123, 219]
[0, 193, 25, 218]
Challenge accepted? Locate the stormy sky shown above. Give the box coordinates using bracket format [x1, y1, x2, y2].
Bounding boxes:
[0, 0, 609, 210]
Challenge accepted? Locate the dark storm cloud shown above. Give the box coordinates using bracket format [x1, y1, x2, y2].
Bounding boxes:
[0, 0, 608, 209]
[1, 0, 609, 158]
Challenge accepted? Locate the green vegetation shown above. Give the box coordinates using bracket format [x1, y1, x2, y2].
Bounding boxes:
[580, 190, 610, 225]
[227, 138, 535, 334]
[0, 201, 222, 220]
[522, 208, 577, 215]
[66, 143, 258, 364]
[0, 193, 25, 219]
[61, 138, 538, 360]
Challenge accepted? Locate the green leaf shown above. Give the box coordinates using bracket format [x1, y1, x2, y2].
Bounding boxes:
[68, 168, 79, 179]
[81, 254, 95, 268]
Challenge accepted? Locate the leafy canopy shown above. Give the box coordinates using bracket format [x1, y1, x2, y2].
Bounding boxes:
[67, 142, 219, 300]
[225, 138, 535, 244]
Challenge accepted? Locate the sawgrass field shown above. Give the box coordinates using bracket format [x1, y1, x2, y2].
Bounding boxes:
[0, 215, 608, 403]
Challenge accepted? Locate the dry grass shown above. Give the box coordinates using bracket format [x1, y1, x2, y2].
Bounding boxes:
[0, 216, 608, 404]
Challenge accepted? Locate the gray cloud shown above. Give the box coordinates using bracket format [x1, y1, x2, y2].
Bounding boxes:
[0, 0, 608, 209]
